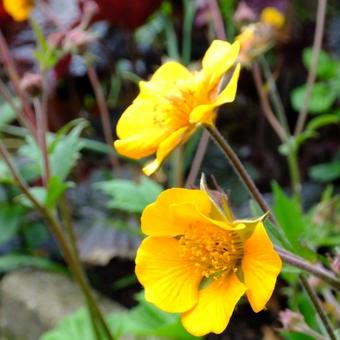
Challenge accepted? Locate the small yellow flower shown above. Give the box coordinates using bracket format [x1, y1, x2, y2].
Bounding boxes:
[114, 40, 240, 175]
[236, 7, 285, 65]
[135, 187, 282, 336]
[260, 7, 285, 29]
[3, 0, 34, 21]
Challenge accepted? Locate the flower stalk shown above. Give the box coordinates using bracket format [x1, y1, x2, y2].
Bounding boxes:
[205, 124, 340, 291]
[0, 141, 114, 340]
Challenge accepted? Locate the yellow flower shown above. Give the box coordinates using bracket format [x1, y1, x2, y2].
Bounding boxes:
[3, 0, 34, 21]
[114, 40, 240, 175]
[236, 7, 285, 65]
[260, 7, 285, 29]
[135, 188, 282, 336]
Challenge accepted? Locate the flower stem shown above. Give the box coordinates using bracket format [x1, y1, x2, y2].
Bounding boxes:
[205, 124, 340, 289]
[0, 141, 114, 340]
[205, 124, 273, 217]
[294, 0, 327, 135]
[299, 275, 337, 340]
[276, 247, 340, 290]
[87, 64, 120, 173]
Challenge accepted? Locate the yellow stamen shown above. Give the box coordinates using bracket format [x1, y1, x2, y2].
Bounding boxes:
[179, 226, 244, 279]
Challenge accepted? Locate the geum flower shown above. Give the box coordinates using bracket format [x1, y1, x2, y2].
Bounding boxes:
[3, 0, 34, 21]
[135, 188, 282, 336]
[114, 40, 240, 175]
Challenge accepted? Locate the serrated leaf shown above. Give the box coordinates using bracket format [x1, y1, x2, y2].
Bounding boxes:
[49, 120, 87, 181]
[96, 177, 163, 213]
[0, 254, 65, 273]
[0, 204, 25, 244]
[291, 83, 337, 113]
[309, 160, 340, 183]
[31, 19, 62, 71]
[272, 182, 311, 257]
[45, 176, 71, 209]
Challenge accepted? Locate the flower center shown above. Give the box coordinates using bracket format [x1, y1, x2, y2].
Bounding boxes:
[179, 226, 244, 279]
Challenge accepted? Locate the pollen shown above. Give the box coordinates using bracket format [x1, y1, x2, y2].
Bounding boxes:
[179, 225, 244, 279]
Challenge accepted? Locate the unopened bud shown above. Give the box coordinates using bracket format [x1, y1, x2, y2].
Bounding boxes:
[63, 28, 96, 55]
[20, 72, 43, 97]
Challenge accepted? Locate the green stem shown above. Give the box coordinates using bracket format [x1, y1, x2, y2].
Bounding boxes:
[300, 275, 337, 340]
[0, 142, 114, 340]
[205, 125, 340, 289]
[287, 148, 302, 204]
[182, 0, 196, 65]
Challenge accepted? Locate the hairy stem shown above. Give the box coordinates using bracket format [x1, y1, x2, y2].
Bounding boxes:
[276, 248, 340, 290]
[294, 0, 327, 135]
[300, 275, 337, 340]
[0, 141, 114, 340]
[87, 65, 120, 173]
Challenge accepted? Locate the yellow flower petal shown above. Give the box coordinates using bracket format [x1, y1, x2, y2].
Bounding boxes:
[181, 273, 246, 336]
[202, 40, 240, 87]
[189, 103, 216, 125]
[142, 126, 192, 175]
[141, 188, 212, 236]
[260, 7, 285, 29]
[215, 63, 241, 106]
[135, 236, 202, 313]
[242, 222, 282, 312]
[149, 61, 192, 83]
[4, 0, 33, 21]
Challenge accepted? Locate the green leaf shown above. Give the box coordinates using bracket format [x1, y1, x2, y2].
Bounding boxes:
[0, 100, 17, 127]
[40, 309, 96, 340]
[309, 160, 340, 183]
[31, 19, 62, 71]
[306, 112, 340, 131]
[272, 182, 310, 257]
[45, 176, 70, 209]
[41, 293, 199, 340]
[96, 177, 163, 213]
[18, 119, 88, 182]
[109, 292, 200, 339]
[291, 83, 337, 114]
[16, 187, 46, 208]
[49, 120, 88, 181]
[0, 204, 25, 244]
[0, 254, 65, 273]
[303, 48, 338, 79]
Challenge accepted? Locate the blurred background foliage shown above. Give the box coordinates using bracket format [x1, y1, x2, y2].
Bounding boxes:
[0, 0, 339, 339]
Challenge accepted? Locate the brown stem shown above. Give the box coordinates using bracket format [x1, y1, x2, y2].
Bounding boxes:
[185, 130, 210, 187]
[276, 247, 340, 291]
[299, 275, 337, 340]
[0, 31, 37, 137]
[33, 98, 50, 186]
[207, 0, 226, 40]
[294, 0, 327, 135]
[205, 124, 273, 218]
[87, 65, 120, 172]
[252, 63, 287, 142]
[0, 141, 114, 340]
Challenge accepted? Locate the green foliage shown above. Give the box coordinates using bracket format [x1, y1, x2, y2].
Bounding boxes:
[96, 176, 163, 213]
[31, 19, 63, 71]
[0, 254, 65, 273]
[291, 48, 340, 114]
[0, 203, 25, 245]
[309, 160, 340, 183]
[41, 292, 200, 340]
[272, 182, 313, 258]
[0, 100, 17, 127]
[18, 118, 88, 183]
[291, 83, 338, 113]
